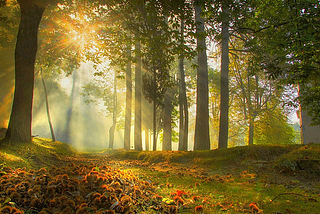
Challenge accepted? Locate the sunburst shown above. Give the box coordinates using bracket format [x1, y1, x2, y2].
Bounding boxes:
[39, 1, 105, 67]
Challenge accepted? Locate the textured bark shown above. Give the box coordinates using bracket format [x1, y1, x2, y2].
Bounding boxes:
[6, 2, 45, 143]
[194, 2, 210, 150]
[163, 88, 173, 151]
[124, 47, 132, 150]
[218, 2, 230, 149]
[178, 19, 188, 151]
[134, 42, 142, 151]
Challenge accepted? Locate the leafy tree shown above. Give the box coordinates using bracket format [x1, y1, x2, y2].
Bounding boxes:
[237, 0, 320, 124]
[254, 108, 295, 145]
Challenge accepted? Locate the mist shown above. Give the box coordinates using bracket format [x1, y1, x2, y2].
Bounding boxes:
[32, 62, 124, 151]
[0, 48, 15, 129]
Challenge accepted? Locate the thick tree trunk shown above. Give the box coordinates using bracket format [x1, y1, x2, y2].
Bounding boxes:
[5, 3, 45, 143]
[218, 2, 230, 149]
[163, 88, 173, 151]
[194, 2, 210, 150]
[179, 19, 188, 151]
[124, 46, 132, 150]
[134, 42, 142, 151]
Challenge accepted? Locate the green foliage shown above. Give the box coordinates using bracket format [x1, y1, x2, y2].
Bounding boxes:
[0, 0, 19, 48]
[254, 108, 296, 145]
[240, 0, 320, 124]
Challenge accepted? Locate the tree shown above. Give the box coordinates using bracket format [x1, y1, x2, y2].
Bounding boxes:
[178, 19, 188, 151]
[124, 46, 132, 150]
[254, 108, 295, 145]
[238, 0, 320, 125]
[5, 0, 46, 143]
[162, 87, 174, 150]
[109, 71, 118, 149]
[194, 0, 210, 150]
[40, 69, 56, 142]
[218, 1, 229, 149]
[134, 41, 142, 151]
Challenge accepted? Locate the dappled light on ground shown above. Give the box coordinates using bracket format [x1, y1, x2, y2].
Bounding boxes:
[0, 140, 319, 213]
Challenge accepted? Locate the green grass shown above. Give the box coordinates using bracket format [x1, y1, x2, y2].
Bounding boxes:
[0, 139, 319, 213]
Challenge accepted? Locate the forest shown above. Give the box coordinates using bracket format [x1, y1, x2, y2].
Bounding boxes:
[0, 0, 319, 213]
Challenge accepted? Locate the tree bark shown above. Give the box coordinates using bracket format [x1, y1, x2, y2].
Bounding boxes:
[5, 2, 45, 143]
[152, 75, 157, 151]
[124, 46, 132, 150]
[134, 41, 142, 151]
[248, 117, 254, 145]
[218, 2, 230, 149]
[163, 88, 173, 151]
[179, 19, 188, 151]
[194, 1, 210, 150]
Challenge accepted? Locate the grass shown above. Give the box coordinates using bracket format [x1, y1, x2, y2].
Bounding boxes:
[0, 138, 319, 213]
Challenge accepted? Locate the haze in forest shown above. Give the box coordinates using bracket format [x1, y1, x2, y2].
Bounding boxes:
[2, 0, 317, 150]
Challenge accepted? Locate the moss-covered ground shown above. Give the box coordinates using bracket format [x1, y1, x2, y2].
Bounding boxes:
[0, 138, 319, 213]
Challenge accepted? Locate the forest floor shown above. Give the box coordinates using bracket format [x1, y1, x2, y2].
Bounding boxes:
[0, 138, 319, 214]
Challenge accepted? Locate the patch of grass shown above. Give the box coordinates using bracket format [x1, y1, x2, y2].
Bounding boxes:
[0, 138, 76, 169]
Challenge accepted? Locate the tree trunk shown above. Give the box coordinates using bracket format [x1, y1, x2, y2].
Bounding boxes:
[163, 88, 173, 151]
[5, 2, 45, 143]
[152, 96, 157, 151]
[62, 69, 77, 143]
[40, 70, 56, 142]
[179, 19, 188, 151]
[134, 41, 142, 151]
[124, 46, 132, 150]
[145, 127, 150, 151]
[218, 2, 230, 149]
[248, 117, 254, 145]
[194, 1, 210, 150]
[109, 71, 117, 149]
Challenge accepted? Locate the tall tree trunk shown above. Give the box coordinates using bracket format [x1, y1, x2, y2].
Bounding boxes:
[6, 2, 45, 143]
[179, 19, 189, 151]
[163, 88, 173, 151]
[152, 74, 157, 151]
[194, 1, 210, 150]
[124, 46, 132, 150]
[145, 127, 150, 151]
[40, 70, 56, 142]
[218, 2, 230, 149]
[109, 71, 117, 149]
[62, 69, 77, 143]
[134, 42, 142, 151]
[248, 117, 254, 145]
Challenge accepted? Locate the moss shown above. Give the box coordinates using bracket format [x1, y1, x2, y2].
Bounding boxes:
[274, 143, 320, 175]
